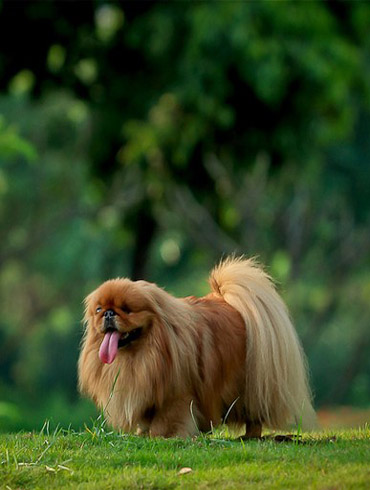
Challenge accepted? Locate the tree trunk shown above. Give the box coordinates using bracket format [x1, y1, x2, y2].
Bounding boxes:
[130, 202, 157, 280]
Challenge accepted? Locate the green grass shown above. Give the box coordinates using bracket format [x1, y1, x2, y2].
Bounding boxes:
[1, 425, 369, 489]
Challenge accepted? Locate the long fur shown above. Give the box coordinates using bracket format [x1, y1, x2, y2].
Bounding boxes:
[78, 256, 315, 437]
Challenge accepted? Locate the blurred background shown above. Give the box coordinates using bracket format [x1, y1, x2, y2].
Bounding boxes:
[0, 0, 370, 432]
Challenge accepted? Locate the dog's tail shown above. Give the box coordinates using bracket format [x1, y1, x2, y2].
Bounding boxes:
[209, 256, 316, 430]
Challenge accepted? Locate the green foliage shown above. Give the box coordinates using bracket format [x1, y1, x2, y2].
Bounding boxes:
[0, 116, 37, 161]
[0, 1, 370, 431]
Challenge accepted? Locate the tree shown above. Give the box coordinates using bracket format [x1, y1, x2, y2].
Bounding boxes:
[1, 1, 370, 427]
[1, 1, 368, 276]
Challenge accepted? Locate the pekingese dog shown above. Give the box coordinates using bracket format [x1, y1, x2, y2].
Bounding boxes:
[78, 256, 315, 438]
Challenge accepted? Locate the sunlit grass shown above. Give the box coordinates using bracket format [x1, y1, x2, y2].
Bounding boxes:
[1, 425, 369, 489]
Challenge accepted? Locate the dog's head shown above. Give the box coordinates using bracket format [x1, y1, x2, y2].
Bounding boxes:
[84, 279, 159, 364]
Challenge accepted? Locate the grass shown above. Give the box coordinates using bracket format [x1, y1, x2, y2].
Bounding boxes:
[1, 424, 369, 489]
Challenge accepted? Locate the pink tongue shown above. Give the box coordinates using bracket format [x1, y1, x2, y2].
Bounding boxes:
[99, 331, 121, 364]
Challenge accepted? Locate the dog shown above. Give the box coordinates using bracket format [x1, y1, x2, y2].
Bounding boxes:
[78, 256, 315, 438]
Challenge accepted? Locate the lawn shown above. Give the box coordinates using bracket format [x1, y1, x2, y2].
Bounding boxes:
[1, 425, 369, 489]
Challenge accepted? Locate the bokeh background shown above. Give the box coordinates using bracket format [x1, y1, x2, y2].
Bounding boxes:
[1, 1, 370, 432]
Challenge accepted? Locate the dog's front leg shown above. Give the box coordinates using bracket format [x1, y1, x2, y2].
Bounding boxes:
[148, 396, 199, 438]
[241, 420, 262, 439]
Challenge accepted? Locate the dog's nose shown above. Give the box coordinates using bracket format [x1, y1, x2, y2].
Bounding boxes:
[104, 309, 116, 319]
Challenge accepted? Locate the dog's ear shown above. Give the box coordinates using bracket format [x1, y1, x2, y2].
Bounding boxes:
[82, 291, 95, 326]
[134, 281, 188, 329]
[134, 281, 168, 312]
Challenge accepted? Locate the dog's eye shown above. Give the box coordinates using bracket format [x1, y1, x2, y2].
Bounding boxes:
[121, 305, 131, 314]
[96, 307, 102, 314]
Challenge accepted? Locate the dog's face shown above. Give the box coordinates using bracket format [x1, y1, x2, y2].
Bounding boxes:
[84, 279, 156, 364]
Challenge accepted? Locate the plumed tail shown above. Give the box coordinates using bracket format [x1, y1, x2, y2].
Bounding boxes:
[210, 256, 316, 430]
